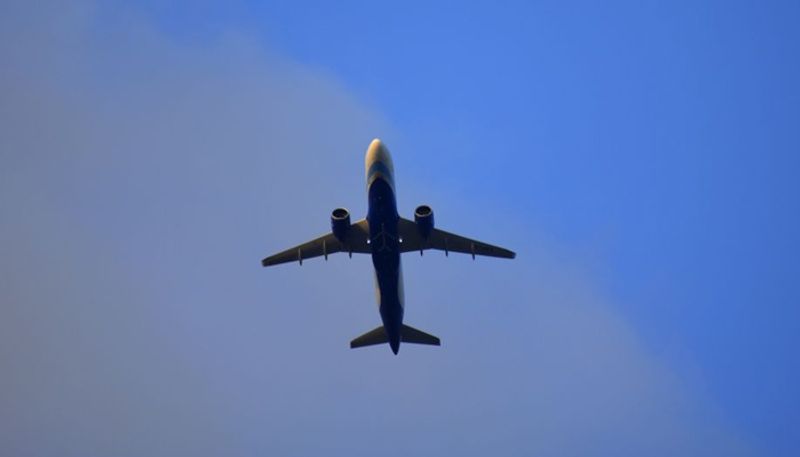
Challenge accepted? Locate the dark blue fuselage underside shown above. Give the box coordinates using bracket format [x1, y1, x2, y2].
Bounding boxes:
[367, 178, 403, 354]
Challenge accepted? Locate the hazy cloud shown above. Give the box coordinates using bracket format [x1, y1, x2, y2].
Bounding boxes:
[1, 2, 753, 456]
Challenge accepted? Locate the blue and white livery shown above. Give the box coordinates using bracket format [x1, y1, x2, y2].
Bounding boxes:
[262, 139, 515, 354]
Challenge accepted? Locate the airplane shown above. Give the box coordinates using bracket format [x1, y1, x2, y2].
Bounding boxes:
[261, 139, 515, 354]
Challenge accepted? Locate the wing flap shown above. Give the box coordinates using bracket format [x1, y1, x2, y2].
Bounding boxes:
[397, 217, 515, 259]
[261, 219, 371, 267]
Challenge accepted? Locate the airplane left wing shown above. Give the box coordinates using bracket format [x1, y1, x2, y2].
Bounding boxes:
[397, 217, 515, 259]
[261, 219, 371, 267]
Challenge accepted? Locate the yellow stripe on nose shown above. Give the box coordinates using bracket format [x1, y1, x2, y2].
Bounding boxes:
[364, 138, 394, 177]
[364, 138, 396, 191]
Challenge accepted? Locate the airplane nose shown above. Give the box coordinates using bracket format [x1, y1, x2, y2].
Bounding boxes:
[365, 138, 393, 170]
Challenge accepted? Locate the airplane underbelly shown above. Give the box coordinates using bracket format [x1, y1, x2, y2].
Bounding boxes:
[372, 252, 402, 307]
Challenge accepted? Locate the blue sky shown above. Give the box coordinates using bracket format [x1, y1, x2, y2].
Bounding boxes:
[2, 1, 798, 456]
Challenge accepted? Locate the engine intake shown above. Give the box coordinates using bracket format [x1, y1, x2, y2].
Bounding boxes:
[331, 207, 351, 241]
[414, 205, 434, 239]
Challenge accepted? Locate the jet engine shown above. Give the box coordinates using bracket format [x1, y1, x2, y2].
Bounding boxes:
[414, 205, 434, 239]
[331, 207, 351, 241]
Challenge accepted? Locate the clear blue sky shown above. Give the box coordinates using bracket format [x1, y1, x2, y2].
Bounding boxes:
[2, 1, 798, 456]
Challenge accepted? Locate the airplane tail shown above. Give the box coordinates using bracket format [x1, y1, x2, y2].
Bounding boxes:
[350, 326, 388, 348]
[400, 324, 441, 346]
[350, 324, 440, 349]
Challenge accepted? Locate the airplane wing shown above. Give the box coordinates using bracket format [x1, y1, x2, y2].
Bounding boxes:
[261, 219, 371, 267]
[397, 217, 516, 259]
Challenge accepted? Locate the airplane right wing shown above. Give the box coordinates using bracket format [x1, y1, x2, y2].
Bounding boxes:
[261, 219, 371, 267]
[397, 217, 516, 259]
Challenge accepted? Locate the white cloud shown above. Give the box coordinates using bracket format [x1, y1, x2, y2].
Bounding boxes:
[0, 2, 753, 456]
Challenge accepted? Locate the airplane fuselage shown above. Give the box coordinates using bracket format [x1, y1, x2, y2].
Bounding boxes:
[365, 140, 404, 354]
[261, 138, 515, 354]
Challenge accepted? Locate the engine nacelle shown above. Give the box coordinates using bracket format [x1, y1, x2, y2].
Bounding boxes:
[414, 205, 434, 239]
[331, 207, 351, 241]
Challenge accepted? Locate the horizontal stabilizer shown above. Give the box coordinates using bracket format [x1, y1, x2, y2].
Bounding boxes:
[350, 326, 388, 348]
[401, 324, 440, 346]
[350, 324, 441, 349]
